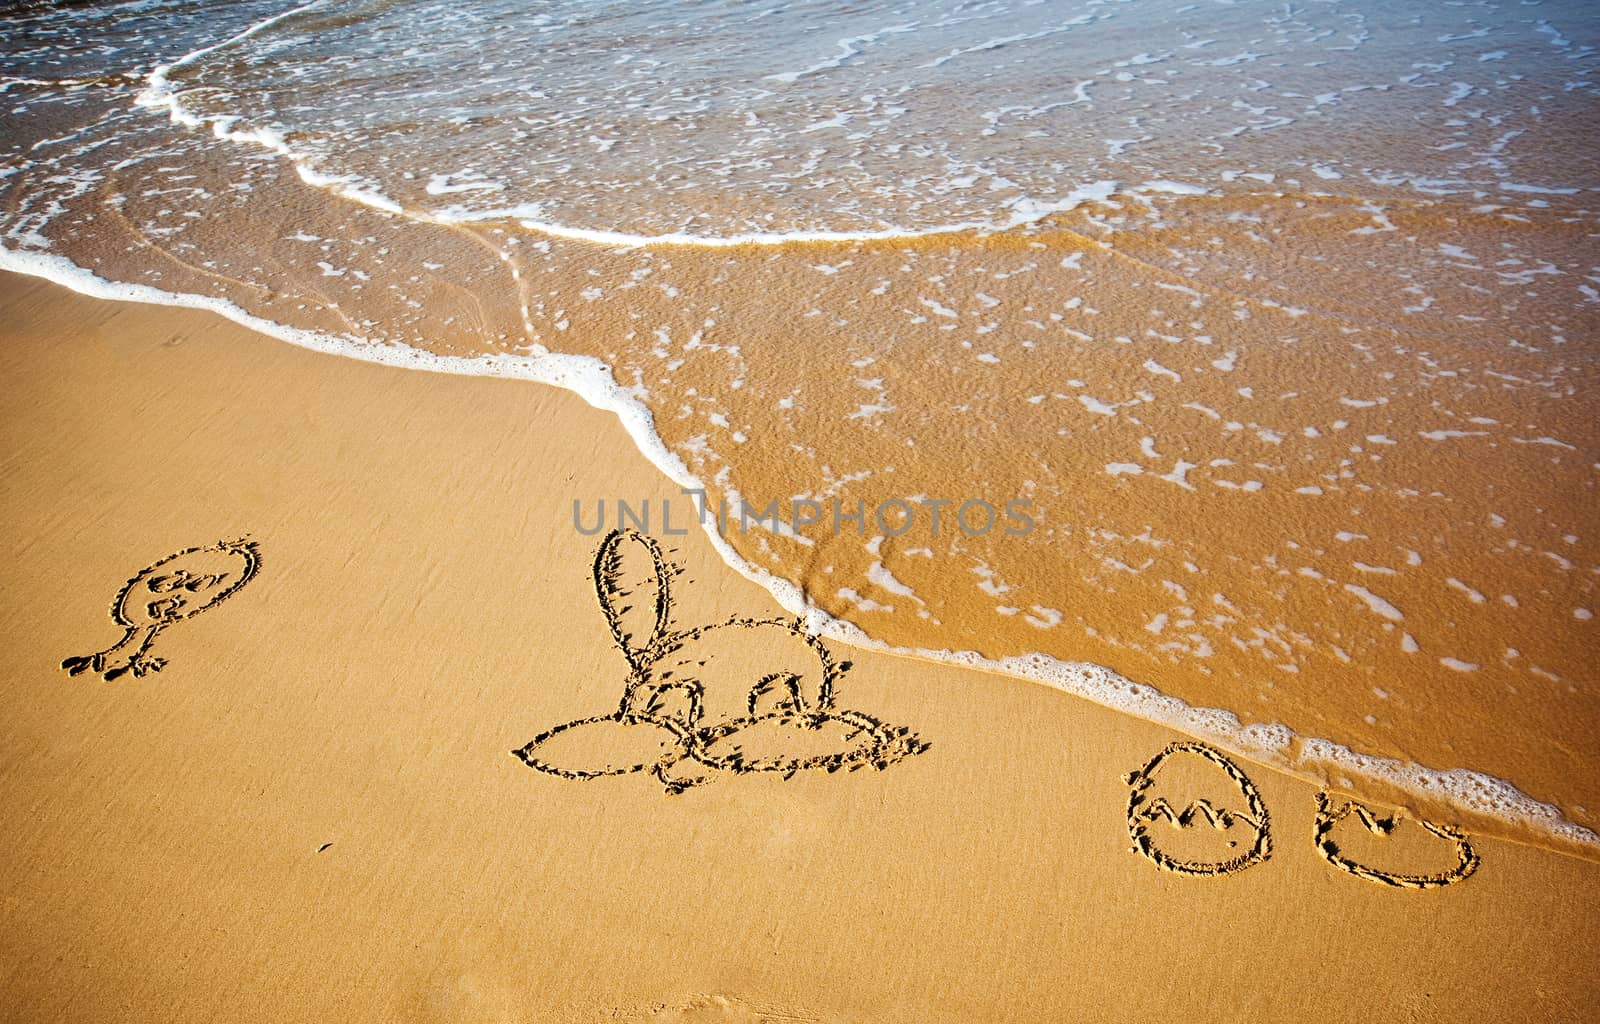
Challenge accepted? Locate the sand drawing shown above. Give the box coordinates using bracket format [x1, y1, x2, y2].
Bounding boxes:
[1313, 793, 1480, 889]
[513, 529, 928, 793]
[61, 538, 262, 681]
[1123, 741, 1273, 877]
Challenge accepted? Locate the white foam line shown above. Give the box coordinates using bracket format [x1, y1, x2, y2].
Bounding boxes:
[764, 22, 919, 84]
[139, 0, 331, 103]
[502, 180, 1126, 249]
[0, 76, 102, 91]
[123, 2, 1165, 250]
[919, 15, 1098, 70]
[145, 47, 1140, 251]
[136, 23, 1133, 251]
[2, 242, 1594, 858]
[134, 0, 409, 218]
[147, 51, 1134, 252]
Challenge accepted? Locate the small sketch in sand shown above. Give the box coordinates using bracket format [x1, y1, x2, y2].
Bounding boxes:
[61, 538, 261, 681]
[513, 529, 927, 793]
[1124, 741, 1272, 877]
[1313, 793, 1480, 889]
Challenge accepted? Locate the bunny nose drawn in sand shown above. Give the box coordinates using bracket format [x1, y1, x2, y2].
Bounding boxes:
[514, 529, 928, 793]
[61, 538, 261, 681]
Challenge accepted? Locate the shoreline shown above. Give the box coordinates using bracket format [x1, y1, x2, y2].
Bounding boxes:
[3, 269, 1598, 1020]
[2, 253, 1595, 865]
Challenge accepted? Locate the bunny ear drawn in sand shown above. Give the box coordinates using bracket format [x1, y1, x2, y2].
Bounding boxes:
[513, 529, 928, 794]
[61, 537, 261, 681]
[1313, 793, 1480, 889]
[593, 527, 676, 672]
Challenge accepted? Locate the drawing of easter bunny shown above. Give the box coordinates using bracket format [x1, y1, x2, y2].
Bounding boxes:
[513, 529, 927, 793]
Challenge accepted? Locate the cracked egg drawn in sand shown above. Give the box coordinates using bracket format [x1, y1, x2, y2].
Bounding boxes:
[1314, 793, 1479, 890]
[1124, 742, 1273, 877]
[513, 529, 928, 794]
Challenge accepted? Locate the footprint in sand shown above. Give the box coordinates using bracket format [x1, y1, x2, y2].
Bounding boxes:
[1123, 741, 1273, 877]
[61, 538, 261, 681]
[513, 528, 928, 793]
[1313, 793, 1479, 890]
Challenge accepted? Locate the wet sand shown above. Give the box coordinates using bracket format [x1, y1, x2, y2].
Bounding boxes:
[2, 272, 1598, 1021]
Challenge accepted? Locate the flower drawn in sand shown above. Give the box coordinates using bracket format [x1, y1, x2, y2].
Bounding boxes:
[513, 529, 928, 793]
[61, 537, 261, 681]
[1313, 793, 1479, 890]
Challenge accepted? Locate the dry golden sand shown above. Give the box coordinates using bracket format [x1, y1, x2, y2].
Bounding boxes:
[2, 272, 1598, 1021]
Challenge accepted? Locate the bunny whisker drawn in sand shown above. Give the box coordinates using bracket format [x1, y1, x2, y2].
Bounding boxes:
[61, 538, 261, 681]
[513, 529, 927, 793]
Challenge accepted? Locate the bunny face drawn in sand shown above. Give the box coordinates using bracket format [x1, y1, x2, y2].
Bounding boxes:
[514, 529, 927, 793]
[1313, 793, 1479, 889]
[61, 538, 261, 681]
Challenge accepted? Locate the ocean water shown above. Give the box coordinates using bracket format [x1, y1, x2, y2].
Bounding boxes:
[2, 0, 1597, 853]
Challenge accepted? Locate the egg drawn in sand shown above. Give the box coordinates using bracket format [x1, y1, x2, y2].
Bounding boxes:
[1313, 793, 1479, 889]
[1124, 741, 1273, 877]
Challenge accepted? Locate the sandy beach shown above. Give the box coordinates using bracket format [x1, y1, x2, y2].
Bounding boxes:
[3, 271, 1598, 1021]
